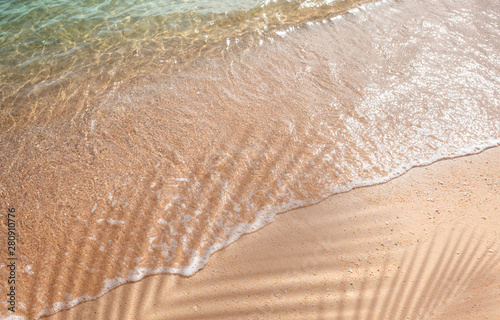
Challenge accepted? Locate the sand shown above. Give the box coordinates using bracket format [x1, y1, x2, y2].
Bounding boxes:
[43, 146, 500, 320]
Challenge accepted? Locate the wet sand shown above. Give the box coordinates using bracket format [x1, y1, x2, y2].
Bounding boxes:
[43, 146, 500, 319]
[1, 0, 499, 318]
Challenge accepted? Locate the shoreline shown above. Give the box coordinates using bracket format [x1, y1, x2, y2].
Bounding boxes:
[1, 0, 498, 317]
[43, 146, 500, 319]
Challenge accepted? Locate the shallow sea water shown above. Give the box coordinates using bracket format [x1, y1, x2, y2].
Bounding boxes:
[0, 0, 499, 318]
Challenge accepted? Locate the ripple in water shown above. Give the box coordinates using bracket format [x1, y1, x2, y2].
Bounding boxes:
[0, 0, 499, 318]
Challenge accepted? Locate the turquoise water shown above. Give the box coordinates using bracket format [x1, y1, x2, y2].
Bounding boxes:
[0, 0, 363, 118]
[0, 0, 262, 71]
[1, 0, 259, 99]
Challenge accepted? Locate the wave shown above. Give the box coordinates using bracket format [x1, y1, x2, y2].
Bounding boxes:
[0, 0, 499, 318]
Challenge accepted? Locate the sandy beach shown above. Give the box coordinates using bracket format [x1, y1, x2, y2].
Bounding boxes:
[42, 146, 499, 319]
[1, 0, 499, 319]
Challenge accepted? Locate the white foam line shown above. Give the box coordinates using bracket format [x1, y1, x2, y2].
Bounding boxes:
[30, 136, 499, 320]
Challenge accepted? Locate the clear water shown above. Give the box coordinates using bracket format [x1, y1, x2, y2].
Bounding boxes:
[0, 0, 499, 318]
[0, 0, 364, 119]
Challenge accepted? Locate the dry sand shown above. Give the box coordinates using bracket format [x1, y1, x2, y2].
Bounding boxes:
[44, 146, 500, 320]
